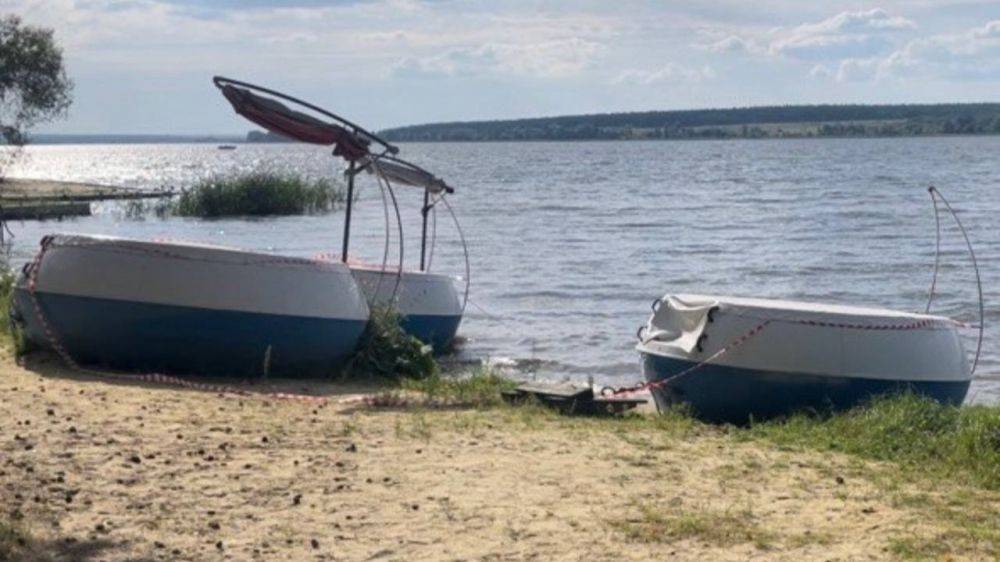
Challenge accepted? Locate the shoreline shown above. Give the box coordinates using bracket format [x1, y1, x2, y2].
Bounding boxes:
[2, 351, 997, 560]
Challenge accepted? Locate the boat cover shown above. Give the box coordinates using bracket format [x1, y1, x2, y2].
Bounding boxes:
[219, 84, 370, 160]
[360, 156, 453, 193]
[638, 294, 968, 381]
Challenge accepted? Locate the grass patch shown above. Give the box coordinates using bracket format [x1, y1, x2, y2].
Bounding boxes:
[748, 393, 1000, 490]
[0, 517, 32, 560]
[611, 503, 775, 548]
[400, 367, 517, 407]
[346, 306, 437, 381]
[174, 171, 343, 217]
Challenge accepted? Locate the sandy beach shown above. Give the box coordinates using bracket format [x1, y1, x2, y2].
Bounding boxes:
[1, 350, 997, 561]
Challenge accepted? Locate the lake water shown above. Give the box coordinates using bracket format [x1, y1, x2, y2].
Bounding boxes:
[6, 137, 999, 404]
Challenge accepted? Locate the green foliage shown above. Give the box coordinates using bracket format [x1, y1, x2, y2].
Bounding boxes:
[346, 306, 437, 381]
[0, 15, 73, 142]
[173, 171, 344, 217]
[400, 367, 517, 407]
[380, 103, 1000, 142]
[0, 264, 16, 346]
[749, 393, 1000, 490]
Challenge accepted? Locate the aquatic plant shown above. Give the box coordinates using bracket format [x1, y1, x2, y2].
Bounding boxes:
[749, 393, 1000, 490]
[173, 171, 344, 217]
[346, 306, 438, 381]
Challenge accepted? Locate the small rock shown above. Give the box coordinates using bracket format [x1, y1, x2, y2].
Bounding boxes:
[345, 443, 357, 453]
[129, 455, 141, 464]
[293, 494, 302, 506]
[835, 476, 845, 485]
[216, 541, 224, 551]
[311, 539, 319, 549]
[208, 521, 220, 530]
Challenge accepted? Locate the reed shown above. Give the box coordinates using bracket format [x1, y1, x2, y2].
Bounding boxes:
[748, 393, 1000, 490]
[173, 171, 343, 217]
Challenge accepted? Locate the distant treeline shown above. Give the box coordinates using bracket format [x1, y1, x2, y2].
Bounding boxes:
[379, 103, 1000, 142]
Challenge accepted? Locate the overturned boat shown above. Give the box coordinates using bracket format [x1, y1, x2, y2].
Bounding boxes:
[13, 234, 369, 376]
[637, 294, 971, 423]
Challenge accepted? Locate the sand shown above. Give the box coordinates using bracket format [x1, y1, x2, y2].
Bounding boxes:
[2, 351, 997, 561]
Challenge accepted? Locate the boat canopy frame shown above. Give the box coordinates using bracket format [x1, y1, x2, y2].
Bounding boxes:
[212, 75, 456, 276]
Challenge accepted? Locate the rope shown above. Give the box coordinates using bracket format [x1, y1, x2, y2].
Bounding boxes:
[612, 320, 771, 398]
[925, 186, 984, 374]
[24, 237, 329, 404]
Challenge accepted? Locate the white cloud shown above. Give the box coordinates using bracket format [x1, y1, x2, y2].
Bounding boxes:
[880, 19, 1000, 80]
[706, 35, 763, 55]
[392, 38, 605, 79]
[613, 64, 715, 85]
[703, 8, 916, 62]
[834, 58, 882, 82]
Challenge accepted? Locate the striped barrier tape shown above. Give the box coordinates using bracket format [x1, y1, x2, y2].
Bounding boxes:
[613, 320, 772, 397]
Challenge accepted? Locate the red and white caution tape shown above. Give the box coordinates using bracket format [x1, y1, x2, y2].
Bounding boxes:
[612, 320, 772, 397]
[25, 237, 330, 405]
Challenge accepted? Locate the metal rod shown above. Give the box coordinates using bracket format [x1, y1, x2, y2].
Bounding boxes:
[213, 75, 398, 154]
[342, 161, 356, 262]
[419, 189, 430, 271]
[928, 186, 985, 375]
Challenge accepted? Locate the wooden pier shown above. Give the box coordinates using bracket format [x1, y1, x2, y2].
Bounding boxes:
[0, 178, 173, 220]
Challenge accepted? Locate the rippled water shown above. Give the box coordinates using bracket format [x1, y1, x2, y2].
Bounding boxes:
[6, 137, 999, 404]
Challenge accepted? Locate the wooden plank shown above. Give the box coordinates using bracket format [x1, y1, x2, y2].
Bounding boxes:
[0, 178, 173, 202]
[1, 202, 91, 220]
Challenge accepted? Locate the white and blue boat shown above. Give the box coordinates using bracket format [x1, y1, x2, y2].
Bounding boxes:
[215, 76, 468, 351]
[637, 294, 972, 423]
[13, 234, 370, 376]
[350, 266, 463, 351]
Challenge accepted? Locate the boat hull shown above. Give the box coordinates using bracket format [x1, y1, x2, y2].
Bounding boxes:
[636, 294, 972, 424]
[641, 352, 971, 424]
[349, 267, 463, 351]
[14, 234, 370, 377]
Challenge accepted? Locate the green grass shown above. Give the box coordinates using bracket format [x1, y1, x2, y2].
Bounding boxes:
[400, 367, 517, 407]
[610, 503, 775, 548]
[0, 518, 31, 560]
[174, 171, 344, 217]
[747, 393, 1000, 490]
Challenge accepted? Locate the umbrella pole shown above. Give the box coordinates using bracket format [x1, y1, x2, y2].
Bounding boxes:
[342, 161, 356, 262]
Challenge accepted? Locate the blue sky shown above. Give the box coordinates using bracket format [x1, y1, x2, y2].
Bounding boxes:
[4, 0, 1000, 134]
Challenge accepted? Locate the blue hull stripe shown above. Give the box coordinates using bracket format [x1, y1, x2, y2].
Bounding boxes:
[400, 313, 463, 351]
[641, 353, 970, 424]
[24, 291, 367, 377]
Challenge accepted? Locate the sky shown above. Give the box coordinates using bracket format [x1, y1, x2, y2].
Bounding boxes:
[3, 0, 1000, 134]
